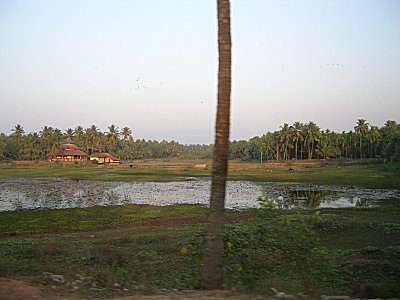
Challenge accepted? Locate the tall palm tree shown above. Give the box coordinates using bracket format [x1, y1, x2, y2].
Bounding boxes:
[260, 133, 275, 162]
[202, 0, 231, 290]
[107, 124, 120, 153]
[74, 126, 85, 149]
[354, 119, 369, 159]
[273, 131, 281, 161]
[279, 123, 292, 160]
[64, 128, 74, 139]
[367, 125, 380, 158]
[318, 130, 335, 159]
[11, 124, 25, 159]
[337, 131, 346, 158]
[346, 131, 356, 159]
[40, 126, 54, 159]
[121, 126, 132, 141]
[85, 125, 99, 154]
[50, 128, 63, 158]
[11, 124, 25, 138]
[304, 121, 320, 160]
[25, 132, 40, 160]
[291, 122, 303, 160]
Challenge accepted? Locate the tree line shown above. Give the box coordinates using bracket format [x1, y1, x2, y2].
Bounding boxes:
[0, 124, 212, 161]
[230, 119, 399, 163]
[0, 119, 399, 163]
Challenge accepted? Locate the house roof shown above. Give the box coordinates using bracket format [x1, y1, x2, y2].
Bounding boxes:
[61, 143, 79, 150]
[56, 138, 88, 156]
[90, 153, 120, 161]
[62, 137, 74, 144]
[58, 149, 88, 156]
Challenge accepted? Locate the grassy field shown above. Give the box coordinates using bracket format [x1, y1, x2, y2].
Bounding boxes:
[0, 205, 399, 298]
[0, 160, 399, 188]
[0, 160, 399, 298]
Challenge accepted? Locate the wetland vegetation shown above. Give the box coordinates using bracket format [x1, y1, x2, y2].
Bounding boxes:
[0, 203, 399, 298]
[0, 161, 399, 297]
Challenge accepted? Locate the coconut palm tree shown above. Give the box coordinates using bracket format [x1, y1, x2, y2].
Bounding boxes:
[107, 124, 120, 153]
[291, 122, 304, 160]
[11, 124, 25, 159]
[11, 124, 25, 138]
[64, 128, 74, 139]
[25, 132, 40, 160]
[354, 119, 369, 159]
[50, 128, 63, 158]
[304, 121, 320, 160]
[85, 125, 99, 154]
[260, 133, 275, 162]
[279, 123, 292, 160]
[318, 130, 337, 159]
[367, 125, 380, 158]
[354, 119, 369, 158]
[40, 126, 54, 159]
[121, 126, 132, 141]
[202, 0, 231, 290]
[74, 126, 85, 148]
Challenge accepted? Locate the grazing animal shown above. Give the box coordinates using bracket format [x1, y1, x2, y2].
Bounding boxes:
[194, 164, 207, 169]
[289, 168, 294, 171]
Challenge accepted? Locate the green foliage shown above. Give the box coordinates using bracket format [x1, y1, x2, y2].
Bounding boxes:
[0, 138, 18, 160]
[384, 161, 400, 173]
[1, 207, 400, 296]
[1, 119, 399, 162]
[255, 196, 331, 294]
[181, 200, 331, 294]
[0, 204, 206, 234]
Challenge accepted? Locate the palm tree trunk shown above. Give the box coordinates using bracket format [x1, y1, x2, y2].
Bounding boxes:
[276, 143, 280, 161]
[202, 0, 231, 290]
[300, 143, 303, 160]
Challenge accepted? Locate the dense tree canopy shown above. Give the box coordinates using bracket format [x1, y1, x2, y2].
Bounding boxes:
[0, 119, 399, 163]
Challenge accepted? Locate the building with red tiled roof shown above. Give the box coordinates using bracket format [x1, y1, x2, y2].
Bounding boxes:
[90, 153, 120, 165]
[55, 138, 88, 162]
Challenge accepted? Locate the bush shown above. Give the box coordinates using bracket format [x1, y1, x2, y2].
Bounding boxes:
[384, 161, 400, 173]
[182, 197, 332, 294]
[255, 196, 332, 294]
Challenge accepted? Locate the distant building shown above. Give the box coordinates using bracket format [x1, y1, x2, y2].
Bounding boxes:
[90, 153, 120, 165]
[55, 138, 88, 162]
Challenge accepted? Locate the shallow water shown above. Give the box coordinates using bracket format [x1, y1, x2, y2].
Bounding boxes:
[0, 177, 398, 212]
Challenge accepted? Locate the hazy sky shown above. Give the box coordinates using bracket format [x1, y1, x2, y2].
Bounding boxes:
[1, 0, 399, 144]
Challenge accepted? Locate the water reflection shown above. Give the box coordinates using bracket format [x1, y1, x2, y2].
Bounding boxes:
[263, 186, 378, 210]
[0, 177, 398, 212]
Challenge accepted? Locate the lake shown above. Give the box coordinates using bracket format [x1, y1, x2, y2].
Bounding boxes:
[0, 177, 399, 212]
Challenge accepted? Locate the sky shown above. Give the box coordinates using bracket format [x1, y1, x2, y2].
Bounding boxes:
[0, 0, 399, 144]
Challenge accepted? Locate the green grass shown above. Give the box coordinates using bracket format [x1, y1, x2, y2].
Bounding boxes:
[0, 204, 206, 234]
[1, 162, 399, 188]
[0, 165, 210, 182]
[228, 164, 400, 188]
[0, 207, 399, 297]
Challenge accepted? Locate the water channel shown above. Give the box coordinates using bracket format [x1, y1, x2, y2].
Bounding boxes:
[0, 177, 399, 212]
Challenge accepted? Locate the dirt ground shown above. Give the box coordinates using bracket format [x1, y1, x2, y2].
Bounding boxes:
[0, 277, 269, 300]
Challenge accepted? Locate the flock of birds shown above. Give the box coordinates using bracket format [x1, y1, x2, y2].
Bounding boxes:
[129, 77, 205, 104]
[131, 63, 367, 93]
[130, 77, 164, 92]
[320, 63, 367, 69]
